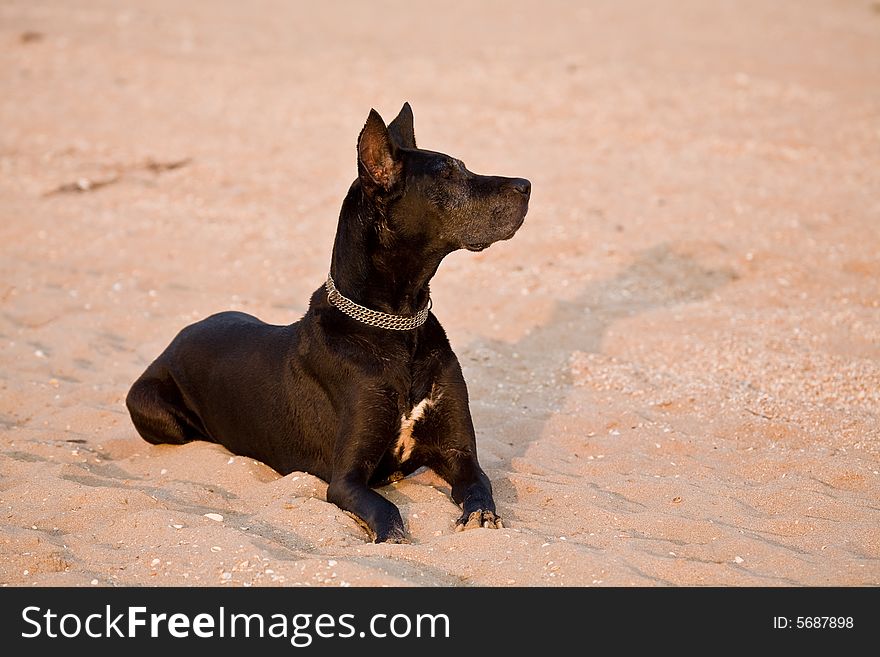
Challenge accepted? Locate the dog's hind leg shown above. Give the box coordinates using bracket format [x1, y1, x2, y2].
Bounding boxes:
[126, 373, 209, 446]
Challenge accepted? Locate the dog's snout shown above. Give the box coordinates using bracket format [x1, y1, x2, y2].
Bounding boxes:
[509, 178, 531, 197]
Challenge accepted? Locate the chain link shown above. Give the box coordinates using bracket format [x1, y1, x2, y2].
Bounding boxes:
[325, 273, 431, 330]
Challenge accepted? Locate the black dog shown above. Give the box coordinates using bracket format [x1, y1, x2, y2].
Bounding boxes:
[126, 103, 530, 542]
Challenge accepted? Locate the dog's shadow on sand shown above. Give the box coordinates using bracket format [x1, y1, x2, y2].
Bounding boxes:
[458, 242, 738, 516]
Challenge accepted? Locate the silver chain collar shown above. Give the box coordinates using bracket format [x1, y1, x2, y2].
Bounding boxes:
[325, 273, 431, 331]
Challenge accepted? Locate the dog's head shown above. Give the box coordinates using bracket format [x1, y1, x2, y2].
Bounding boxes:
[355, 103, 530, 253]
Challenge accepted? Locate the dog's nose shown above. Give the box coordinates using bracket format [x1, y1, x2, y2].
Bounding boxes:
[510, 178, 531, 197]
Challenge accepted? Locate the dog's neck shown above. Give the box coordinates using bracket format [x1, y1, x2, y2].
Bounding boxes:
[329, 184, 445, 317]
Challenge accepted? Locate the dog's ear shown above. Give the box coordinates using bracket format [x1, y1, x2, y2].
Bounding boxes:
[387, 102, 416, 150]
[357, 109, 402, 191]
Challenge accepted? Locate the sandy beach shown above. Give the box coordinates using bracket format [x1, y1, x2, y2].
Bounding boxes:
[1, 0, 879, 586]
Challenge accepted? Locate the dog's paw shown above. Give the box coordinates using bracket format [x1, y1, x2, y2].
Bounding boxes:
[377, 534, 410, 545]
[343, 510, 408, 544]
[374, 525, 409, 544]
[455, 510, 503, 531]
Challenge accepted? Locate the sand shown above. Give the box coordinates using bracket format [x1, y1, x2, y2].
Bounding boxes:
[1, 0, 879, 587]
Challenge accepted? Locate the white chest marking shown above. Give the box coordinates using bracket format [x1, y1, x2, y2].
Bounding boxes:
[395, 393, 440, 462]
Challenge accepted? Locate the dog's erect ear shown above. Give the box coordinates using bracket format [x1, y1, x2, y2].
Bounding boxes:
[387, 102, 416, 150]
[357, 109, 402, 191]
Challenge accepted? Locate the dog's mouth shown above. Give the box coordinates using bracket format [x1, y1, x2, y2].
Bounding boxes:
[464, 216, 525, 252]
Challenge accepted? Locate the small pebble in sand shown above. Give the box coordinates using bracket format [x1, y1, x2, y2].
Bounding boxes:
[221, 572, 232, 580]
[734, 556, 744, 564]
[150, 558, 160, 567]
[91, 579, 98, 585]
[204, 513, 223, 522]
[227, 457, 235, 464]
[328, 560, 337, 567]
[34, 350, 46, 358]
[160, 469, 167, 475]
[210, 546, 222, 552]
[171, 524, 183, 529]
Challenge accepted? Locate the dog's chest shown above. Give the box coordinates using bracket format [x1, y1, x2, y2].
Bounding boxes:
[393, 392, 439, 462]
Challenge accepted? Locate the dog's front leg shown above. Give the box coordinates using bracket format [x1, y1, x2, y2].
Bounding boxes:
[429, 366, 503, 531]
[327, 473, 406, 543]
[326, 400, 407, 543]
[443, 450, 503, 531]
